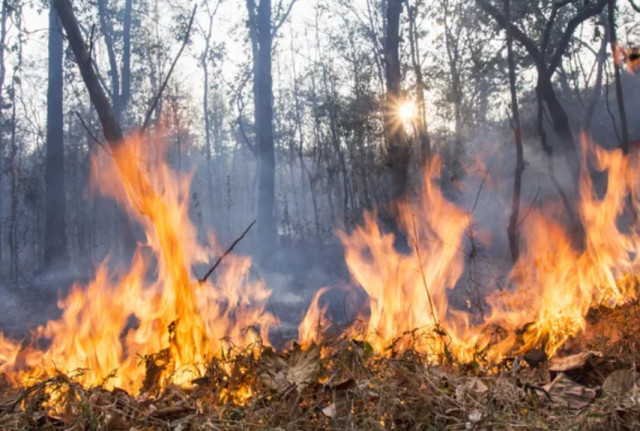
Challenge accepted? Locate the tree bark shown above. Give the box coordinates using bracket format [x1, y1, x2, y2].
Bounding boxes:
[607, 0, 629, 153]
[247, 0, 277, 253]
[44, 3, 70, 268]
[384, 0, 409, 201]
[504, 0, 524, 263]
[407, 0, 431, 164]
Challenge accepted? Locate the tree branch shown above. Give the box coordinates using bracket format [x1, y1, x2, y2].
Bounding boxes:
[547, 0, 608, 74]
[53, 0, 124, 146]
[141, 4, 197, 133]
[475, 0, 544, 69]
[272, 0, 297, 36]
[199, 221, 256, 283]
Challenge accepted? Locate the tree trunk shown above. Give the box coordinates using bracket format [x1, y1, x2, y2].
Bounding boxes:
[536, 75, 580, 184]
[583, 27, 608, 130]
[44, 3, 69, 268]
[248, 0, 277, 254]
[407, 0, 431, 165]
[0, 1, 8, 271]
[384, 0, 409, 201]
[505, 0, 524, 263]
[607, 0, 629, 153]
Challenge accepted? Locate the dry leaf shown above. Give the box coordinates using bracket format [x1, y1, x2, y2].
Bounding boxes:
[322, 403, 337, 419]
[543, 373, 597, 409]
[456, 378, 489, 401]
[260, 345, 321, 393]
[602, 369, 637, 397]
[548, 351, 602, 372]
[468, 409, 482, 422]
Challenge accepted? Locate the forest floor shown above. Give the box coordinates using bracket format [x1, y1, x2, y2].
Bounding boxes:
[1, 300, 640, 430]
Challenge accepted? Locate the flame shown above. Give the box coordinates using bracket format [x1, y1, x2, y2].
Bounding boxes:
[0, 133, 273, 394]
[300, 134, 640, 362]
[614, 43, 640, 74]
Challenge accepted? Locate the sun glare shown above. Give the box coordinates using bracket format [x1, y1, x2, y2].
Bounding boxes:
[398, 101, 417, 123]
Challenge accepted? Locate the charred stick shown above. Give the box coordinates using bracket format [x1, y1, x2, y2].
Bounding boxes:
[199, 220, 256, 283]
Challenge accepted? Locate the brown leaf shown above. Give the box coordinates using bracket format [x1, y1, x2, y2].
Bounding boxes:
[543, 373, 597, 409]
[148, 405, 196, 419]
[548, 351, 602, 372]
[602, 369, 637, 398]
[259, 344, 321, 393]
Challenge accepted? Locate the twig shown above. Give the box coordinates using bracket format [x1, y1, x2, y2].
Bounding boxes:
[517, 185, 541, 229]
[74, 111, 113, 156]
[199, 220, 256, 283]
[141, 4, 197, 133]
[411, 215, 440, 329]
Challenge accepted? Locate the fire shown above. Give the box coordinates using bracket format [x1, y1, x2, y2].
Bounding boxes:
[0, 133, 274, 394]
[300, 134, 640, 363]
[1, 127, 640, 402]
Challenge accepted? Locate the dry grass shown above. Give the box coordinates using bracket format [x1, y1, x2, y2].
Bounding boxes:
[2, 305, 640, 430]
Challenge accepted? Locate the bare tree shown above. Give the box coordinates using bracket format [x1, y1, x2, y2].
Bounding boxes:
[504, 0, 523, 263]
[607, 0, 629, 153]
[476, 0, 608, 186]
[245, 0, 297, 254]
[43, 3, 69, 268]
[384, 0, 409, 201]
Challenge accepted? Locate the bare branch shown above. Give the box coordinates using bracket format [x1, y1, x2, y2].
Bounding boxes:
[272, 0, 297, 36]
[199, 221, 256, 284]
[141, 4, 197, 133]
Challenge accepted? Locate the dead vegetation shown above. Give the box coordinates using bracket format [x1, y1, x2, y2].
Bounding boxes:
[1, 302, 640, 430]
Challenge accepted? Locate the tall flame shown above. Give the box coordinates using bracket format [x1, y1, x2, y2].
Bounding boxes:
[301, 134, 640, 362]
[0, 134, 274, 393]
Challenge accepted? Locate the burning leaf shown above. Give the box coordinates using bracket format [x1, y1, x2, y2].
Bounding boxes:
[259, 345, 321, 393]
[548, 351, 602, 373]
[542, 373, 597, 409]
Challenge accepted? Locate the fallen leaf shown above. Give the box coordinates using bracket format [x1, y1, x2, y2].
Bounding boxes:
[543, 373, 597, 409]
[602, 369, 636, 397]
[468, 409, 482, 422]
[260, 344, 321, 393]
[456, 377, 489, 401]
[548, 351, 602, 373]
[322, 403, 337, 419]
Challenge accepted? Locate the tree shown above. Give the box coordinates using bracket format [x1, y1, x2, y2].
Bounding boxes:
[384, 0, 410, 201]
[476, 0, 608, 186]
[504, 0, 523, 263]
[406, 0, 431, 164]
[43, 2, 69, 268]
[245, 0, 296, 254]
[607, 0, 629, 153]
[97, 0, 133, 122]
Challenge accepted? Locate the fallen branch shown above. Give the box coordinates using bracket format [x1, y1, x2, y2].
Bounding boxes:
[199, 220, 256, 283]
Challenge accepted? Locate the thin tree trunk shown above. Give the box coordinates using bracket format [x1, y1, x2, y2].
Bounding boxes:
[0, 1, 8, 272]
[384, 0, 409, 201]
[607, 0, 629, 153]
[505, 0, 524, 263]
[44, 3, 69, 268]
[407, 0, 431, 164]
[247, 0, 277, 254]
[583, 27, 608, 130]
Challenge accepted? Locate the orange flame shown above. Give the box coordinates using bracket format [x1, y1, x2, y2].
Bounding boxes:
[301, 134, 640, 362]
[0, 134, 274, 394]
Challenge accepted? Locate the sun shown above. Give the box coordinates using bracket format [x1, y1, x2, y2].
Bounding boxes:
[398, 101, 417, 123]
